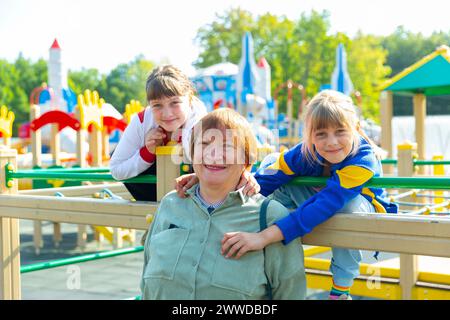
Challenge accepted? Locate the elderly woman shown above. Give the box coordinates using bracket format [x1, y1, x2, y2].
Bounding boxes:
[140, 108, 306, 300]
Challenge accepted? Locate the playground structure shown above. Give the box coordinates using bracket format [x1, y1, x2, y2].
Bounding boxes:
[192, 32, 276, 147]
[192, 35, 375, 150]
[380, 45, 450, 173]
[25, 83, 129, 169]
[0, 105, 15, 147]
[19, 88, 140, 254]
[1, 38, 450, 300]
[5, 39, 149, 254]
[1, 138, 450, 299]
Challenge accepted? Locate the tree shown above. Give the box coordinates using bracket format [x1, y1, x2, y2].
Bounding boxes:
[381, 26, 450, 76]
[193, 8, 392, 121]
[100, 55, 154, 112]
[68, 68, 104, 97]
[347, 33, 391, 121]
[0, 55, 47, 132]
[194, 7, 255, 68]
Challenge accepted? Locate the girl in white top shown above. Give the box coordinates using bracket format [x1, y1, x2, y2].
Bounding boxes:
[110, 65, 207, 201]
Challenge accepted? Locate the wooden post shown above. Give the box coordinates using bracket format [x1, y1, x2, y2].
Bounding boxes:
[50, 122, 63, 248]
[95, 230, 104, 251]
[30, 105, 44, 255]
[89, 126, 102, 168]
[397, 142, 415, 177]
[51, 124, 61, 166]
[30, 105, 42, 168]
[74, 106, 87, 251]
[53, 222, 62, 248]
[112, 228, 123, 250]
[102, 129, 110, 166]
[433, 155, 444, 212]
[75, 127, 87, 168]
[380, 91, 393, 174]
[397, 141, 419, 300]
[413, 94, 426, 175]
[0, 147, 21, 300]
[400, 255, 419, 300]
[156, 146, 182, 201]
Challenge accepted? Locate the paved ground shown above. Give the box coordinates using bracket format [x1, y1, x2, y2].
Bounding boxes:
[20, 220, 144, 300]
[19, 219, 394, 300]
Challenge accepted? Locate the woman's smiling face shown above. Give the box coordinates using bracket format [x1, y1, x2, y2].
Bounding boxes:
[192, 128, 246, 189]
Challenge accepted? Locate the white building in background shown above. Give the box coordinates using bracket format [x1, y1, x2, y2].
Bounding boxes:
[392, 115, 450, 165]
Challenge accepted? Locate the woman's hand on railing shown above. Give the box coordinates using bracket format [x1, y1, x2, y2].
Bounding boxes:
[237, 170, 260, 196]
[174, 173, 198, 198]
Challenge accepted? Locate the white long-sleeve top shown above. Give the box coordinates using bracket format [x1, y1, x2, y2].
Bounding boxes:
[110, 97, 207, 181]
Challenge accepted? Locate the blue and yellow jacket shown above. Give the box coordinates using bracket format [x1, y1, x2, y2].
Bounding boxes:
[254, 136, 398, 244]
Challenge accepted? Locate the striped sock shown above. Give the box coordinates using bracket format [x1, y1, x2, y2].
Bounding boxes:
[329, 282, 350, 299]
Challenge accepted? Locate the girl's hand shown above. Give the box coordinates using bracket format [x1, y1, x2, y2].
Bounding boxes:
[174, 173, 199, 198]
[144, 127, 166, 154]
[221, 225, 284, 259]
[221, 232, 267, 259]
[236, 170, 260, 196]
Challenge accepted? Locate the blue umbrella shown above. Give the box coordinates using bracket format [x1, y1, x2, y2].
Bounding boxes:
[331, 43, 354, 95]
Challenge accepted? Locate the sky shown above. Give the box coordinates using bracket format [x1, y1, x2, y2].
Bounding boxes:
[0, 0, 449, 76]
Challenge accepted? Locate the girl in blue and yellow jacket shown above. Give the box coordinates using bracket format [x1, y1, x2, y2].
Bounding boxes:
[221, 90, 398, 300]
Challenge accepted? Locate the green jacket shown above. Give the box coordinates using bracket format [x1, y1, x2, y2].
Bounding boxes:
[140, 185, 306, 300]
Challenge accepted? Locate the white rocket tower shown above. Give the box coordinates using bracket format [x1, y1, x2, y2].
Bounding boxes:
[256, 57, 271, 101]
[331, 43, 354, 96]
[48, 39, 68, 111]
[236, 32, 260, 115]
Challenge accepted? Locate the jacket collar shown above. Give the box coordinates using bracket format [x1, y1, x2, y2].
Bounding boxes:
[185, 183, 247, 206]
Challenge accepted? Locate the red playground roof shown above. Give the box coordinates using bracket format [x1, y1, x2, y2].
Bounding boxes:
[50, 39, 61, 49]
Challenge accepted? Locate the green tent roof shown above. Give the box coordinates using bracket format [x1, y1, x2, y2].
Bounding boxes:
[380, 45, 450, 96]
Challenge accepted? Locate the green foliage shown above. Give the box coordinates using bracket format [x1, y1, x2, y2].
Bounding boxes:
[347, 33, 391, 122]
[0, 54, 47, 132]
[99, 55, 154, 113]
[68, 68, 104, 98]
[381, 26, 450, 76]
[194, 7, 255, 67]
[69, 55, 154, 113]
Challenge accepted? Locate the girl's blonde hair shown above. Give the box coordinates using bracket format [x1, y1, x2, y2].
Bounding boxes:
[301, 90, 362, 165]
[145, 65, 196, 102]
